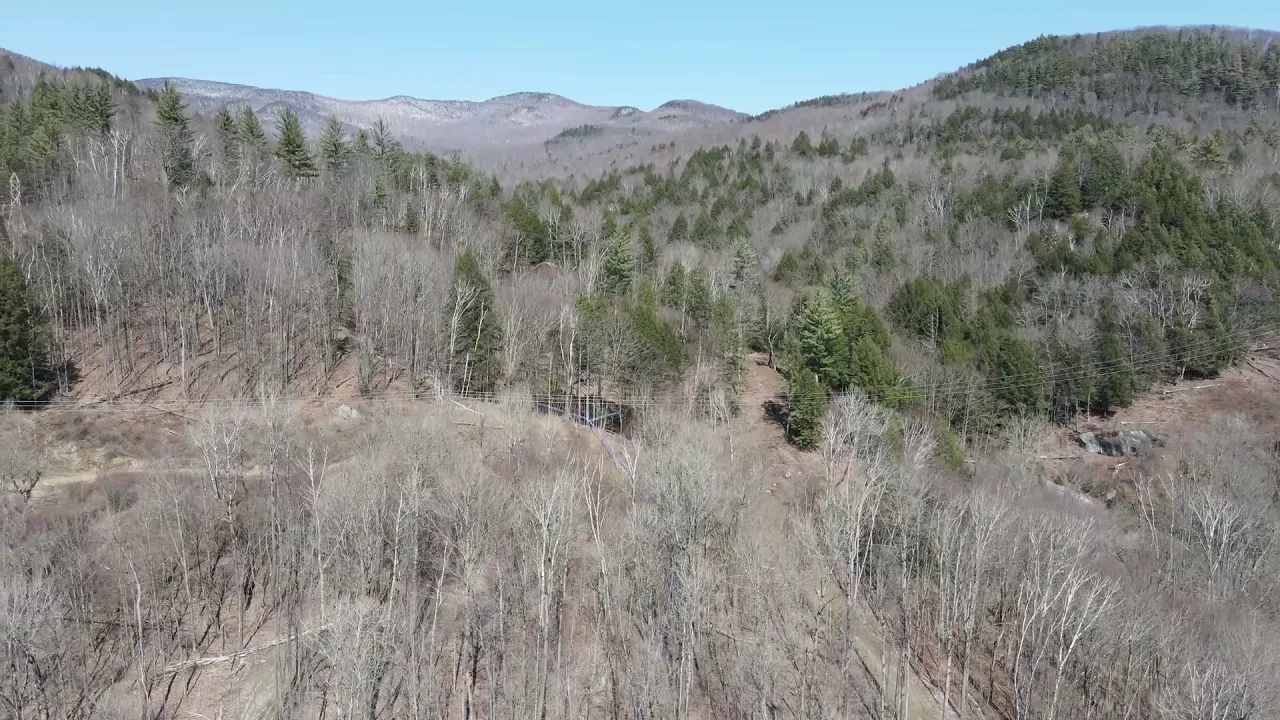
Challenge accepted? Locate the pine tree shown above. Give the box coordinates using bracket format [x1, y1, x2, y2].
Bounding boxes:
[66, 83, 102, 135]
[668, 213, 689, 243]
[1194, 130, 1227, 167]
[788, 291, 849, 390]
[318, 116, 350, 175]
[237, 106, 268, 155]
[0, 255, 53, 402]
[687, 266, 713, 327]
[791, 131, 814, 157]
[817, 132, 841, 157]
[352, 129, 372, 157]
[1045, 155, 1082, 219]
[452, 252, 504, 394]
[662, 262, 687, 308]
[639, 221, 656, 270]
[214, 106, 239, 172]
[825, 266, 856, 308]
[274, 107, 317, 179]
[849, 336, 907, 407]
[599, 227, 635, 295]
[1092, 300, 1133, 412]
[402, 201, 422, 235]
[785, 364, 826, 449]
[601, 211, 619, 240]
[154, 81, 194, 188]
[91, 83, 115, 135]
[370, 118, 402, 172]
[65, 82, 113, 136]
[692, 210, 719, 246]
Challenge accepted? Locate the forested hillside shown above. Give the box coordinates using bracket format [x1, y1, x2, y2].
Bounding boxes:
[4, 26, 1280, 720]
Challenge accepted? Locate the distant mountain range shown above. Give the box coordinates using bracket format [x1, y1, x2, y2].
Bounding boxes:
[134, 77, 747, 153]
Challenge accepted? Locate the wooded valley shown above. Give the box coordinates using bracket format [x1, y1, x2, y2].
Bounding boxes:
[4, 26, 1280, 719]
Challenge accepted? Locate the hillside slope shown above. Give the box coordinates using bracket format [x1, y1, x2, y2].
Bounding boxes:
[6, 24, 1280, 720]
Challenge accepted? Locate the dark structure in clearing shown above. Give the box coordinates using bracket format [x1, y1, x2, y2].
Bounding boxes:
[534, 394, 636, 436]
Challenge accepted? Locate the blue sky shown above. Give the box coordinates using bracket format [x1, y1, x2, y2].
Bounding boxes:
[4, 0, 1278, 114]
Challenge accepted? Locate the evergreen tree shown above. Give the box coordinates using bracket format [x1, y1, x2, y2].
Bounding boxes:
[785, 364, 826, 449]
[668, 212, 689, 243]
[235, 106, 268, 180]
[66, 82, 113, 135]
[599, 227, 636, 295]
[1193, 130, 1227, 167]
[662, 262, 687, 308]
[687, 266, 713, 327]
[1045, 155, 1082, 219]
[1093, 300, 1133, 412]
[371, 176, 389, 210]
[154, 81, 194, 188]
[1080, 140, 1127, 209]
[370, 118, 402, 172]
[318, 116, 350, 175]
[65, 83, 91, 135]
[237, 106, 268, 154]
[981, 334, 1047, 416]
[638, 221, 656, 270]
[791, 131, 814, 157]
[274, 107, 318, 179]
[402, 201, 422, 235]
[788, 291, 849, 390]
[352, 129, 372, 157]
[91, 83, 115, 135]
[0, 255, 53, 402]
[601, 211, 619, 240]
[628, 280, 686, 382]
[825, 266, 856, 308]
[849, 336, 907, 407]
[817, 132, 841, 157]
[214, 106, 239, 171]
[726, 214, 750, 241]
[692, 210, 719, 245]
[452, 252, 504, 394]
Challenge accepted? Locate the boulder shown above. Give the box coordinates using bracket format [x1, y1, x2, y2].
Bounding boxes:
[1078, 429, 1155, 456]
[1078, 431, 1103, 454]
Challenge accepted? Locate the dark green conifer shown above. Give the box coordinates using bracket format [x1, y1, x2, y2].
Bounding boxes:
[274, 107, 317, 179]
[600, 228, 635, 295]
[318, 117, 350, 175]
[0, 255, 53, 402]
[154, 81, 194, 187]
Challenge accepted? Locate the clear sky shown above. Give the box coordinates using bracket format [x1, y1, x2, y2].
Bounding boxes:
[4, 0, 1278, 115]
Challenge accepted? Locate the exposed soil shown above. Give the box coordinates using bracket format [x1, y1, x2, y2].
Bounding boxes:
[1040, 341, 1280, 501]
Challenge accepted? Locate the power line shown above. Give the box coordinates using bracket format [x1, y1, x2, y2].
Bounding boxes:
[5, 322, 1272, 414]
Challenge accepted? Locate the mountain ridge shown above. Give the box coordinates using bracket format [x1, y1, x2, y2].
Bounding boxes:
[133, 76, 748, 152]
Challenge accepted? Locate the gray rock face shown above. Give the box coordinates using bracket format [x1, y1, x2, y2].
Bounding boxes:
[1078, 432, 1103, 454]
[1077, 430, 1155, 456]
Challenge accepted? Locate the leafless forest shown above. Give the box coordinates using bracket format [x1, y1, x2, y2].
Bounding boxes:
[5, 27, 1280, 719]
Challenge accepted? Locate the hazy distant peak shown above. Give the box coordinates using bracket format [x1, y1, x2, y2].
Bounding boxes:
[130, 76, 745, 153]
[654, 98, 748, 121]
[487, 91, 579, 106]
